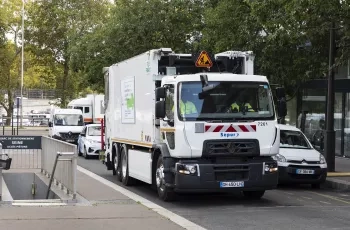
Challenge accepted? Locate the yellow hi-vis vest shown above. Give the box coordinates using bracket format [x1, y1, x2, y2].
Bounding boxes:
[231, 103, 254, 112]
[172, 100, 197, 114]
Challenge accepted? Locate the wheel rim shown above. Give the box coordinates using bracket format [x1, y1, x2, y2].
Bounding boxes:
[122, 152, 127, 178]
[114, 154, 119, 172]
[156, 163, 165, 192]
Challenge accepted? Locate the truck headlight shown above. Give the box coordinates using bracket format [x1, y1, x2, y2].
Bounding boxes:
[176, 163, 199, 176]
[272, 153, 287, 162]
[319, 154, 326, 164]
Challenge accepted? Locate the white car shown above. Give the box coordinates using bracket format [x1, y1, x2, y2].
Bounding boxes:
[273, 124, 327, 188]
[78, 124, 102, 159]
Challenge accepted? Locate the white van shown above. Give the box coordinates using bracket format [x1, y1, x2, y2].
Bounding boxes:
[48, 109, 84, 144]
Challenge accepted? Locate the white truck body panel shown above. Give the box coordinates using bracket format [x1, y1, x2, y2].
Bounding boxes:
[68, 94, 105, 123]
[107, 50, 159, 147]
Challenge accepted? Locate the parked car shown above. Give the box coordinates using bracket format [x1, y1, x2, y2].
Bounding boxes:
[77, 124, 102, 159]
[273, 124, 327, 188]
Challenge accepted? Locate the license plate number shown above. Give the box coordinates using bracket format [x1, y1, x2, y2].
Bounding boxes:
[220, 181, 244, 188]
[66, 139, 74, 142]
[296, 169, 314, 174]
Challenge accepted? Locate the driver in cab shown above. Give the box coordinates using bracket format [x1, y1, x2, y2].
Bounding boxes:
[172, 89, 197, 115]
[230, 92, 255, 113]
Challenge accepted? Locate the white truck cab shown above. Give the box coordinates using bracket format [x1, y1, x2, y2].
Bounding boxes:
[48, 108, 84, 144]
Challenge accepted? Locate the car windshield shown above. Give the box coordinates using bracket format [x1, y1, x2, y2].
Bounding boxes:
[88, 126, 101, 136]
[54, 114, 84, 126]
[178, 81, 274, 121]
[280, 130, 311, 149]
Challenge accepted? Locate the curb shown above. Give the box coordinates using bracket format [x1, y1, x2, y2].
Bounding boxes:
[325, 177, 350, 191]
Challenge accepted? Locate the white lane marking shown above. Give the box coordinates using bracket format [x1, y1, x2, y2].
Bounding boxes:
[320, 201, 331, 205]
[301, 196, 312, 200]
[77, 166, 207, 230]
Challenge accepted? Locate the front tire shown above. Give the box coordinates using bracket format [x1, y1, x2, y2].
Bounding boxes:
[155, 156, 175, 201]
[242, 190, 265, 200]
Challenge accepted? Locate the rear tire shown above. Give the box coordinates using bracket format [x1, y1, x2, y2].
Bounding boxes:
[155, 156, 175, 201]
[121, 147, 134, 186]
[242, 190, 265, 200]
[113, 149, 122, 181]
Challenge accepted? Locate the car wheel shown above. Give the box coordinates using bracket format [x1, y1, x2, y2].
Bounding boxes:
[78, 144, 82, 156]
[84, 146, 89, 159]
[242, 190, 265, 200]
[155, 156, 175, 201]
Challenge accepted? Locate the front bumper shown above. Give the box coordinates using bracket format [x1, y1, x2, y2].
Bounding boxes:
[277, 163, 327, 184]
[86, 144, 101, 155]
[53, 135, 78, 144]
[164, 157, 278, 193]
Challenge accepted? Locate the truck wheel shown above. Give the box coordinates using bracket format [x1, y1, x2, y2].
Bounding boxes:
[156, 156, 175, 201]
[242, 190, 265, 200]
[113, 150, 122, 181]
[121, 147, 134, 186]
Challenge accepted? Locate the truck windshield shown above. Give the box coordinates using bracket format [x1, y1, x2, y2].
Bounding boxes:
[178, 81, 275, 121]
[54, 114, 84, 126]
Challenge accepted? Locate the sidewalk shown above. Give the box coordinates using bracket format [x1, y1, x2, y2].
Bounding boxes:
[0, 167, 204, 230]
[325, 157, 350, 190]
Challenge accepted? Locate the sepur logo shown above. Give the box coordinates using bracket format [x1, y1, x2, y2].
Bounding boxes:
[221, 133, 240, 138]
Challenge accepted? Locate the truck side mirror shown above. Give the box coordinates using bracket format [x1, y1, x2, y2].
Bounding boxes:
[48, 121, 52, 127]
[277, 99, 287, 118]
[275, 87, 286, 99]
[155, 87, 166, 101]
[155, 101, 166, 119]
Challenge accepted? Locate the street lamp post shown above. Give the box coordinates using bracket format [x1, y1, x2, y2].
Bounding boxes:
[20, 0, 24, 128]
[325, 22, 336, 172]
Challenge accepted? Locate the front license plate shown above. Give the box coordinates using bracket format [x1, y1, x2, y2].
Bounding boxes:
[220, 181, 244, 188]
[66, 139, 74, 142]
[296, 169, 315, 174]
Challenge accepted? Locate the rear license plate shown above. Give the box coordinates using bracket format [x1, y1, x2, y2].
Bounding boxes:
[296, 169, 315, 174]
[220, 181, 244, 188]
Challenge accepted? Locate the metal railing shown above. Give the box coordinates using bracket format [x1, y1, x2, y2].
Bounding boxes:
[41, 136, 77, 199]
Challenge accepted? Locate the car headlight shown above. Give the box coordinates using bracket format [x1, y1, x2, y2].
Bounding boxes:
[319, 154, 326, 164]
[272, 153, 287, 162]
[87, 139, 100, 144]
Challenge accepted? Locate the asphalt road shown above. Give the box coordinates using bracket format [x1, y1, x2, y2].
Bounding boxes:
[78, 156, 350, 230]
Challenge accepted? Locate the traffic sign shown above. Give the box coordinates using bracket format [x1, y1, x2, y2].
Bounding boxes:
[195, 51, 213, 68]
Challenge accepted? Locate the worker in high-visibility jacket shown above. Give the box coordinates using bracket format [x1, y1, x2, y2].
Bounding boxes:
[231, 102, 254, 112]
[172, 90, 197, 115]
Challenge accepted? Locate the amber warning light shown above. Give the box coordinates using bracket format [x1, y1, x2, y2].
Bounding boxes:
[195, 51, 213, 68]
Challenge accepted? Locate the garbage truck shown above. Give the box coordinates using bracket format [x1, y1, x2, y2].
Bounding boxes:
[102, 48, 287, 201]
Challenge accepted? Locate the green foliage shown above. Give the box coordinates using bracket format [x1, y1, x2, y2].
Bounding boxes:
[25, 0, 112, 107]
